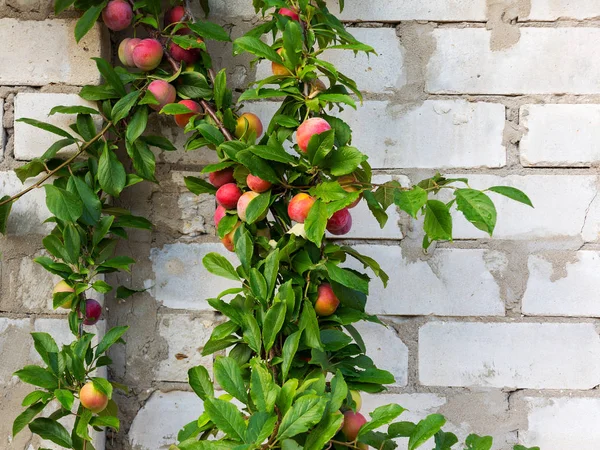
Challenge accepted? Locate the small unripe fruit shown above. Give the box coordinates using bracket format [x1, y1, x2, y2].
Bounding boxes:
[296, 118, 332, 152]
[272, 49, 292, 76]
[169, 42, 200, 65]
[132, 39, 164, 71]
[350, 390, 362, 412]
[102, 0, 133, 31]
[235, 113, 264, 139]
[327, 208, 352, 235]
[147, 80, 176, 112]
[221, 223, 240, 252]
[209, 168, 235, 188]
[342, 411, 367, 441]
[164, 5, 185, 27]
[79, 382, 109, 413]
[214, 205, 227, 227]
[53, 280, 74, 309]
[278, 7, 300, 21]
[216, 183, 243, 210]
[314, 283, 340, 316]
[287, 193, 315, 223]
[247, 174, 272, 193]
[338, 174, 362, 208]
[237, 191, 260, 222]
[83, 299, 102, 325]
[174, 99, 202, 128]
[118, 38, 141, 67]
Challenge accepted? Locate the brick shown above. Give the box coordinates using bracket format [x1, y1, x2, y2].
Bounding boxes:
[0, 19, 103, 86]
[338, 100, 506, 169]
[155, 313, 215, 382]
[330, 0, 487, 21]
[522, 251, 600, 317]
[520, 104, 600, 167]
[129, 391, 204, 450]
[151, 243, 240, 310]
[520, 397, 600, 449]
[256, 28, 407, 94]
[354, 321, 408, 386]
[427, 28, 600, 95]
[419, 322, 600, 389]
[527, 1, 600, 20]
[345, 245, 505, 316]
[0, 171, 52, 235]
[14, 93, 100, 161]
[441, 174, 599, 240]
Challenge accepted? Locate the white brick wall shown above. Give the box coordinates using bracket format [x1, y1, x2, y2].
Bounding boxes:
[0, 19, 103, 86]
[427, 28, 600, 95]
[14, 93, 100, 161]
[331, 0, 487, 21]
[339, 100, 506, 169]
[522, 251, 600, 317]
[520, 104, 600, 167]
[0, 171, 51, 235]
[345, 245, 505, 316]
[419, 322, 600, 389]
[527, 0, 600, 21]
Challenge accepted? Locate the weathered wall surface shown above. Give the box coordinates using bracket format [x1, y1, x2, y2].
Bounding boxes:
[1, 1, 600, 449]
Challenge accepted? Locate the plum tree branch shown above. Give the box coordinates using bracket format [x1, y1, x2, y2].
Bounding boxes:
[0, 122, 113, 207]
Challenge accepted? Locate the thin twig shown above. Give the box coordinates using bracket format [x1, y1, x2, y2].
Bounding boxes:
[0, 122, 112, 207]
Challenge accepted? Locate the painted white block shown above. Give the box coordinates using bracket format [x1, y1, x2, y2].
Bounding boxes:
[427, 28, 600, 94]
[419, 322, 600, 389]
[527, 1, 600, 20]
[0, 171, 51, 235]
[151, 243, 241, 310]
[345, 245, 505, 316]
[331, 0, 487, 21]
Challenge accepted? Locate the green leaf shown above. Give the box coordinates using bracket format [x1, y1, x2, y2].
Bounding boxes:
[75, 4, 104, 43]
[214, 357, 247, 404]
[241, 314, 262, 355]
[189, 21, 231, 41]
[13, 402, 46, 437]
[394, 186, 427, 218]
[513, 446, 540, 450]
[281, 331, 301, 380]
[363, 190, 388, 228]
[98, 143, 127, 197]
[245, 192, 271, 224]
[176, 72, 213, 100]
[325, 262, 368, 294]
[204, 397, 247, 442]
[116, 285, 146, 299]
[250, 359, 278, 414]
[17, 118, 74, 140]
[197, 123, 225, 146]
[90, 415, 120, 431]
[277, 395, 327, 440]
[54, 389, 75, 410]
[203, 253, 239, 281]
[250, 145, 296, 164]
[234, 36, 282, 62]
[298, 301, 323, 350]
[63, 223, 81, 263]
[305, 200, 328, 247]
[21, 391, 52, 407]
[455, 189, 497, 236]
[303, 411, 344, 450]
[14, 161, 46, 184]
[306, 130, 335, 166]
[54, 0, 75, 14]
[434, 430, 459, 449]
[262, 302, 286, 354]
[96, 326, 128, 356]
[92, 377, 113, 398]
[68, 176, 102, 226]
[488, 186, 533, 207]
[465, 434, 493, 450]
[246, 412, 277, 445]
[325, 146, 366, 176]
[184, 176, 217, 195]
[424, 200, 452, 241]
[44, 185, 83, 223]
[14, 366, 58, 390]
[142, 135, 177, 151]
[29, 418, 72, 448]
[126, 106, 149, 143]
[408, 414, 446, 450]
[80, 84, 119, 101]
[359, 404, 406, 436]
[111, 90, 140, 122]
[126, 140, 157, 182]
[188, 366, 214, 400]
[213, 69, 228, 110]
[0, 195, 14, 235]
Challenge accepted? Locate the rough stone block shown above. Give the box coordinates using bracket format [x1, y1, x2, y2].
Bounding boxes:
[0, 171, 51, 235]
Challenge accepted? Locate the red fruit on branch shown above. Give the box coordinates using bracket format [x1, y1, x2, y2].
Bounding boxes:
[118, 38, 141, 67]
[79, 382, 109, 413]
[83, 299, 102, 325]
[327, 208, 352, 235]
[247, 174, 272, 193]
[147, 80, 176, 112]
[102, 0, 133, 31]
[216, 183, 243, 210]
[342, 411, 367, 441]
[132, 39, 164, 71]
[278, 7, 300, 21]
[296, 118, 332, 152]
[214, 205, 227, 227]
[235, 113, 264, 139]
[288, 193, 315, 223]
[169, 41, 201, 65]
[237, 191, 260, 222]
[209, 168, 235, 188]
[174, 99, 202, 128]
[314, 283, 340, 316]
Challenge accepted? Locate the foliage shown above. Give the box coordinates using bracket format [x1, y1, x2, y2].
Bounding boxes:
[0, 0, 535, 449]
